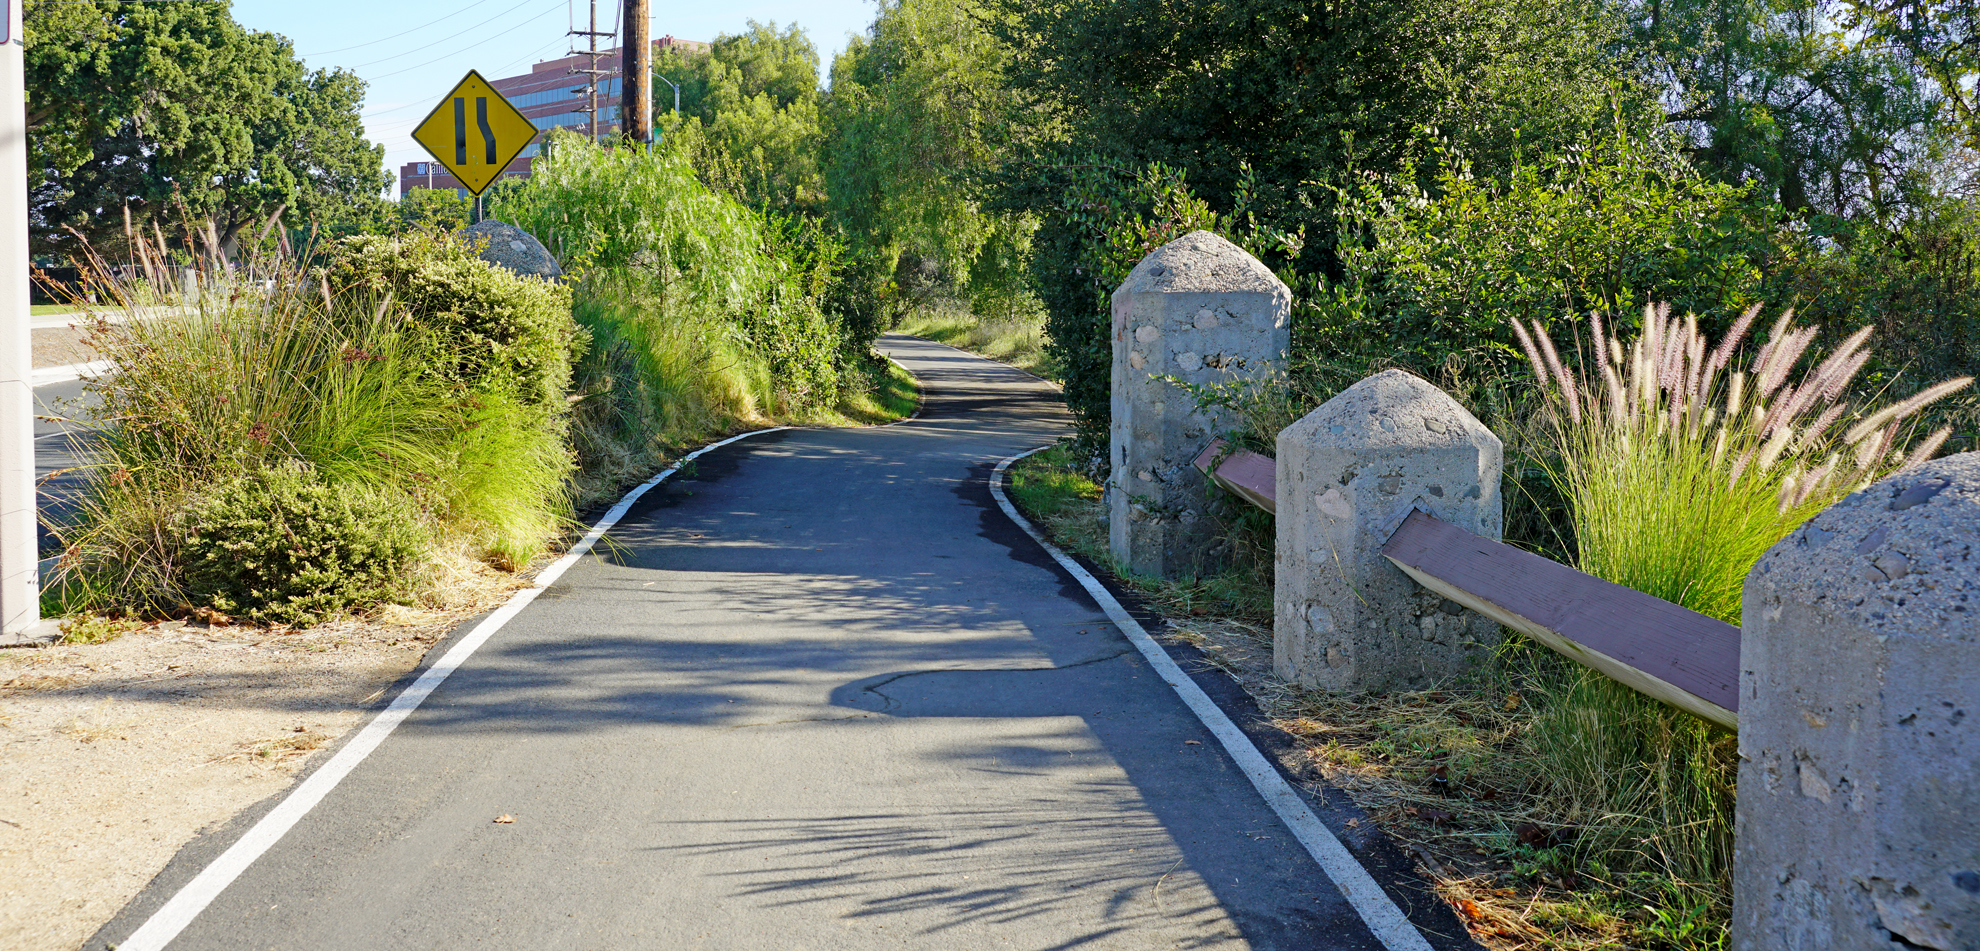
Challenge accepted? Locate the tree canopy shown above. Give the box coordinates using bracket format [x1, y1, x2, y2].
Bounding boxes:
[25, 0, 387, 258]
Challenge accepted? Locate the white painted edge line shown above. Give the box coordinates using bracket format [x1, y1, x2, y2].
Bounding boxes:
[31, 360, 114, 388]
[115, 425, 791, 951]
[988, 446, 1437, 951]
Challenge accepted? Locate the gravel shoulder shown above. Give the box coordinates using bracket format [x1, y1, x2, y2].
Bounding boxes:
[0, 598, 512, 951]
[32, 326, 103, 370]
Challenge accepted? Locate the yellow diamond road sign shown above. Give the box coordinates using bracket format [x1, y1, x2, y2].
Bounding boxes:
[412, 71, 539, 196]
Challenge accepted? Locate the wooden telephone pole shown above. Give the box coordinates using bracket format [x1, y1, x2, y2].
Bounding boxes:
[568, 0, 613, 143]
[620, 0, 651, 144]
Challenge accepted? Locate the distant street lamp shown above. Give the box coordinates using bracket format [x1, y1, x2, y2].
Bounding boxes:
[655, 74, 681, 117]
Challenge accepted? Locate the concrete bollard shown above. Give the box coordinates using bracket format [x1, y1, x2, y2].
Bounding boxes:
[1108, 230, 1290, 579]
[1274, 370, 1502, 692]
[1733, 453, 1980, 951]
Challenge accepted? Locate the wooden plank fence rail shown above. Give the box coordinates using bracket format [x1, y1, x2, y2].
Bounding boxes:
[1191, 440, 1277, 514]
[1193, 441, 1742, 729]
[1382, 512, 1739, 728]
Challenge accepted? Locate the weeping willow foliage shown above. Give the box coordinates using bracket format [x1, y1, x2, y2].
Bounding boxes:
[493, 130, 850, 415]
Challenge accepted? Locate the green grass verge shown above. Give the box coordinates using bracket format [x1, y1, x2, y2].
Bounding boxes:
[822, 353, 920, 426]
[1008, 443, 1273, 621]
[896, 300, 1059, 381]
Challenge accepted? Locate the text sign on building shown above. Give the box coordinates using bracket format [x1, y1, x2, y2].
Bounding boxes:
[411, 71, 538, 196]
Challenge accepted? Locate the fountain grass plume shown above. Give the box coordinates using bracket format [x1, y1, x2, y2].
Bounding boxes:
[1505, 306, 1966, 909]
[1518, 304, 1969, 624]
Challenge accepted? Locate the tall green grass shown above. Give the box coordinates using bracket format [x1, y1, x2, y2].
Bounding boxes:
[1512, 303, 1972, 912]
[494, 131, 850, 415]
[50, 251, 574, 618]
[562, 271, 776, 501]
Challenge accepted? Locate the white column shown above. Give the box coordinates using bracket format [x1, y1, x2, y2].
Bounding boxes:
[1, 0, 39, 638]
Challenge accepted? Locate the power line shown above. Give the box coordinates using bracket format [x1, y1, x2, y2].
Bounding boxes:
[343, 0, 552, 70]
[363, 3, 566, 81]
[359, 36, 569, 120]
[357, 34, 569, 120]
[298, 0, 488, 56]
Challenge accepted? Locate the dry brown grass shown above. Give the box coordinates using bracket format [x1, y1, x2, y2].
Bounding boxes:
[1160, 617, 1638, 949]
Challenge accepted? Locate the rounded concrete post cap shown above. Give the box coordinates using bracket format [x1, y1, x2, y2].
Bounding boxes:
[1756, 451, 1980, 637]
[1114, 230, 1287, 297]
[1280, 369, 1500, 453]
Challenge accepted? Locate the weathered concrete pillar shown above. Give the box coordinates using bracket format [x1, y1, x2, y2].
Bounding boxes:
[1733, 453, 1980, 951]
[1108, 230, 1290, 579]
[1274, 370, 1502, 692]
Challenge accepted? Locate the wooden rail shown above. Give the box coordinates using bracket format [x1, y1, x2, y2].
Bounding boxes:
[1193, 441, 1741, 729]
[1382, 512, 1739, 728]
[1192, 440, 1277, 514]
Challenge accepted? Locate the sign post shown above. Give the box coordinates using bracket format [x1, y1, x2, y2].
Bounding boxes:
[1, 0, 39, 640]
[411, 71, 540, 220]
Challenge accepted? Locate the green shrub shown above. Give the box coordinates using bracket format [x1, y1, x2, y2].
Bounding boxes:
[327, 230, 579, 411]
[1313, 132, 1778, 373]
[178, 464, 423, 626]
[56, 266, 574, 617]
[1032, 159, 1223, 446]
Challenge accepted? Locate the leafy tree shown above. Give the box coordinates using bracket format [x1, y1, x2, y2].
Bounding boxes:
[1838, 0, 1980, 147]
[823, 0, 1034, 334]
[398, 188, 474, 233]
[994, 0, 1651, 275]
[986, 0, 1652, 440]
[657, 20, 825, 212]
[1629, 0, 1945, 221]
[26, 0, 387, 258]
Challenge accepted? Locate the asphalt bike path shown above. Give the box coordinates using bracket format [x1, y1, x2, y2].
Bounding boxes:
[93, 335, 1409, 950]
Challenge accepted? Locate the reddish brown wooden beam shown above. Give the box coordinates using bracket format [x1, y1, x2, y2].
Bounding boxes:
[1381, 510, 1740, 729]
[1192, 439, 1277, 514]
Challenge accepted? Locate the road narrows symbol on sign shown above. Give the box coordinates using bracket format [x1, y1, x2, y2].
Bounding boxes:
[413, 70, 538, 196]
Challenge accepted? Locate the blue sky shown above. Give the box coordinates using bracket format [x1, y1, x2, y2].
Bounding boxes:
[231, 0, 883, 196]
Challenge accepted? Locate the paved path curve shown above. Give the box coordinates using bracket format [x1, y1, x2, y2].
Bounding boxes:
[97, 335, 1391, 950]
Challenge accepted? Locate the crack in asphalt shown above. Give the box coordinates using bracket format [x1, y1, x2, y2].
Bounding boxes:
[859, 650, 1134, 711]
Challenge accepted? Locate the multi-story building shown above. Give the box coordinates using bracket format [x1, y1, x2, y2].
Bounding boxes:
[397, 36, 709, 198]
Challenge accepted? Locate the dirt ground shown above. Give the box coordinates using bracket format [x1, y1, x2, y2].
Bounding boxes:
[0, 601, 505, 951]
[32, 326, 102, 370]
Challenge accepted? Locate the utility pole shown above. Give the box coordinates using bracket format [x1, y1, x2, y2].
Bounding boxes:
[1, 0, 39, 640]
[621, 0, 651, 145]
[568, 0, 612, 144]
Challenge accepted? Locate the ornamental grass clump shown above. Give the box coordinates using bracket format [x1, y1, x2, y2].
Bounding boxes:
[1513, 303, 1967, 621]
[49, 233, 577, 621]
[1509, 303, 1971, 915]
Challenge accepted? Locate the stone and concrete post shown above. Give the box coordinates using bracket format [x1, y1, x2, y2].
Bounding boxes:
[1109, 230, 1289, 579]
[1733, 453, 1980, 951]
[1274, 370, 1502, 692]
